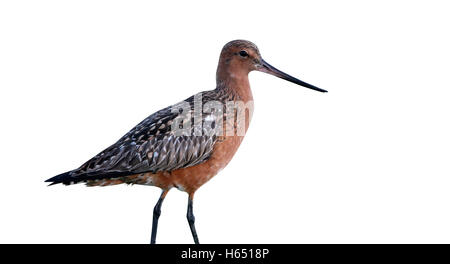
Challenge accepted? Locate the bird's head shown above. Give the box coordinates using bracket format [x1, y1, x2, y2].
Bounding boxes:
[217, 39, 327, 93]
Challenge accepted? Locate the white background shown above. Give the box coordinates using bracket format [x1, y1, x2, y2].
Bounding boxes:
[1, 0, 449, 243]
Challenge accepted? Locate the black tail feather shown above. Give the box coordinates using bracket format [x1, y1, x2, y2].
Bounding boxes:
[45, 171, 73, 186]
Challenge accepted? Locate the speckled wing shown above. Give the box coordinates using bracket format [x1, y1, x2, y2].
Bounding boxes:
[46, 99, 217, 185]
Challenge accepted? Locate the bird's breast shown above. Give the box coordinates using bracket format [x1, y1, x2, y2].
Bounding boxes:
[169, 133, 246, 193]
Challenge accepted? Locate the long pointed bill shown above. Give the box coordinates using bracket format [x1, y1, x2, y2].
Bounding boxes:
[259, 59, 327, 93]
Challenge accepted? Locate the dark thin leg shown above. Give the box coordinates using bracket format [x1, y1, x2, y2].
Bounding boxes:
[150, 190, 167, 244]
[187, 196, 200, 244]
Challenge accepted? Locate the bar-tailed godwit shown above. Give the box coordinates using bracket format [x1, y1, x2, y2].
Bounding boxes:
[46, 40, 327, 243]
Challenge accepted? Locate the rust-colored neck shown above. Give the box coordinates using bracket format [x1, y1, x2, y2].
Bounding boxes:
[216, 59, 253, 102]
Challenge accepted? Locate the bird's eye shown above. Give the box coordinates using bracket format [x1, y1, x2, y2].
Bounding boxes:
[239, 50, 249, 57]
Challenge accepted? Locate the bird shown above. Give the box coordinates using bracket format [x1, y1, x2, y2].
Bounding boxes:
[46, 40, 327, 244]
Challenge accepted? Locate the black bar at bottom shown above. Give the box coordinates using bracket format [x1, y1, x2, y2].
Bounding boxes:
[0, 244, 448, 263]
